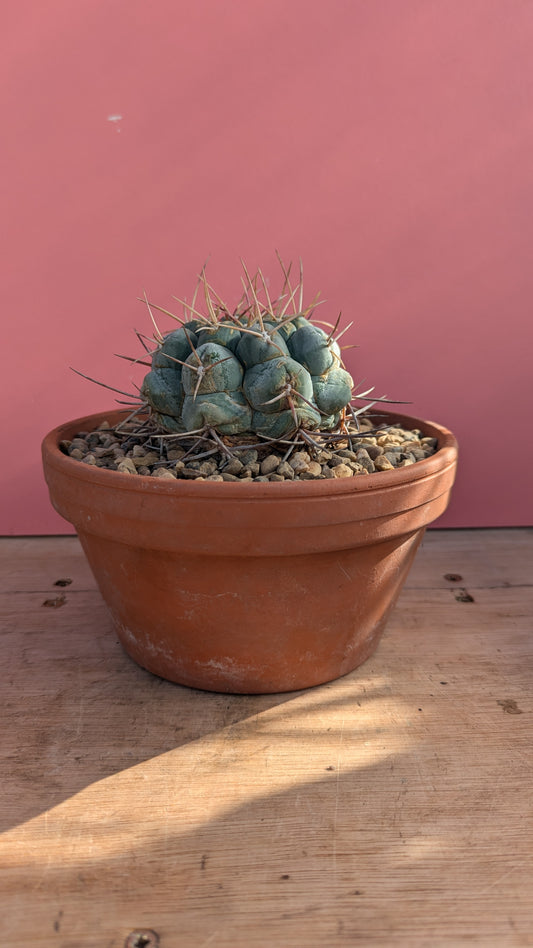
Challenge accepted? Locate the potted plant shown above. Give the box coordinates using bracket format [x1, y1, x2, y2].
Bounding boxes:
[42, 258, 458, 694]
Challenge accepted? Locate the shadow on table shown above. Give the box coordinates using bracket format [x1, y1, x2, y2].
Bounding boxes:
[2, 708, 512, 947]
[2, 585, 395, 833]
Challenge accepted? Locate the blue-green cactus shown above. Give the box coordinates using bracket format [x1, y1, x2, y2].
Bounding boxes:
[312, 366, 354, 416]
[139, 260, 356, 441]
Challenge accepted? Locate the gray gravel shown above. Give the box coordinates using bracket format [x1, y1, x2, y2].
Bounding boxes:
[60, 418, 438, 482]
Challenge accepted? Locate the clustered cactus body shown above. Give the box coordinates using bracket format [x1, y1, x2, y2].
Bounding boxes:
[140, 260, 356, 441]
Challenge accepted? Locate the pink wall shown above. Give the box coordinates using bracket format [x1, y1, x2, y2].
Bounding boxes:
[3, 0, 533, 533]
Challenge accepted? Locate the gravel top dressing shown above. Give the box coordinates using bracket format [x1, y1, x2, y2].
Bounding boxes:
[61, 416, 438, 483]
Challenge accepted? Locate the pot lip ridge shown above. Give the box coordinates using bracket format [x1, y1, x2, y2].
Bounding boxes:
[42, 408, 458, 499]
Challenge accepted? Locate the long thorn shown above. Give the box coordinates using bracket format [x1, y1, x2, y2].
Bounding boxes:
[200, 267, 218, 323]
[298, 257, 304, 313]
[240, 259, 263, 323]
[278, 282, 300, 319]
[299, 429, 323, 451]
[208, 428, 234, 458]
[169, 297, 210, 323]
[142, 291, 164, 342]
[275, 252, 292, 296]
[333, 320, 354, 344]
[353, 385, 376, 399]
[275, 252, 298, 315]
[135, 329, 160, 351]
[191, 260, 207, 313]
[114, 353, 152, 368]
[70, 367, 141, 399]
[135, 330, 151, 352]
[257, 267, 275, 319]
[302, 295, 325, 320]
[287, 393, 299, 429]
[204, 278, 232, 317]
[326, 312, 342, 344]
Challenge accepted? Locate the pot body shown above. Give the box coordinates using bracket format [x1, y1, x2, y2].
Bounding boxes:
[42, 410, 458, 693]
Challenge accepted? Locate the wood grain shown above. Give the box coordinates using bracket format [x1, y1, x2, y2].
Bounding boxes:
[1, 530, 532, 947]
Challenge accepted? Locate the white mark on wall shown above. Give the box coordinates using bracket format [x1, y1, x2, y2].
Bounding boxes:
[107, 114, 123, 133]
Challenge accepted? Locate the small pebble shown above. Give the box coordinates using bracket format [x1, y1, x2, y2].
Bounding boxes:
[198, 460, 218, 475]
[261, 454, 282, 475]
[276, 461, 295, 479]
[332, 463, 353, 478]
[117, 458, 137, 475]
[223, 457, 244, 476]
[355, 448, 375, 473]
[289, 451, 311, 472]
[377, 435, 402, 447]
[141, 452, 160, 466]
[374, 456, 394, 471]
[408, 446, 426, 461]
[365, 444, 383, 460]
[70, 438, 88, 452]
[243, 462, 260, 477]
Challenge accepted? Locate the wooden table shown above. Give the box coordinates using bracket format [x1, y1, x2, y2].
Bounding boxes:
[1, 530, 532, 947]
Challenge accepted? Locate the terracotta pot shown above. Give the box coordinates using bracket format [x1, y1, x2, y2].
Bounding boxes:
[42, 409, 457, 693]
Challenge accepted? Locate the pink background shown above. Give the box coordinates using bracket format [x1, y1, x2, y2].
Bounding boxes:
[3, 0, 532, 533]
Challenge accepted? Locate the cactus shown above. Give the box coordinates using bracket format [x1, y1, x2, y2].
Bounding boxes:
[138, 258, 366, 444]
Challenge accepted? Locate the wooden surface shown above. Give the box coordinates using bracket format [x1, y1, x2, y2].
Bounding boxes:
[1, 529, 532, 948]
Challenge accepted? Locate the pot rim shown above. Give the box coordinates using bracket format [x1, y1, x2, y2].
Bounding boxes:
[42, 408, 458, 500]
